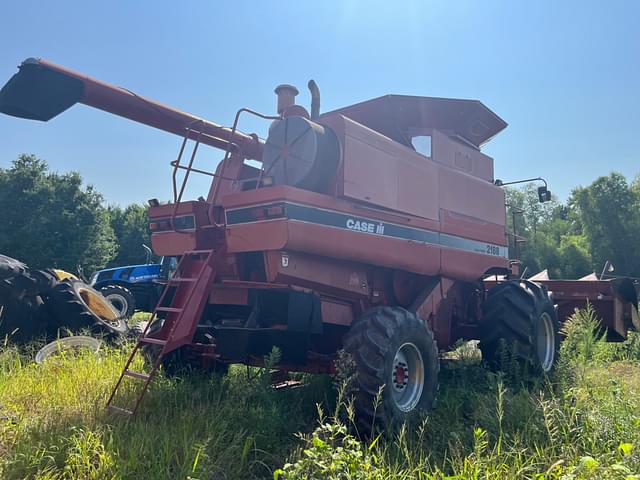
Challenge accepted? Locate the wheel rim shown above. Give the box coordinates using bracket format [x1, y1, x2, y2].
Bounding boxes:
[390, 342, 424, 412]
[105, 293, 128, 317]
[77, 287, 120, 323]
[537, 312, 555, 372]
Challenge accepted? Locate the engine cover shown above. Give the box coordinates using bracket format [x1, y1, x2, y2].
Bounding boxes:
[262, 116, 339, 192]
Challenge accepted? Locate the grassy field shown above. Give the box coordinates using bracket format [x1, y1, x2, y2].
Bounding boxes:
[1, 307, 639, 479]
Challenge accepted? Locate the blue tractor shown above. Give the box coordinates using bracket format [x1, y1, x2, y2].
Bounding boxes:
[90, 246, 176, 317]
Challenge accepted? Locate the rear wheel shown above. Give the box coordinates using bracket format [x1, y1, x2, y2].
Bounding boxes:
[45, 279, 128, 336]
[343, 306, 439, 432]
[0, 295, 48, 342]
[0, 254, 27, 281]
[479, 280, 559, 374]
[99, 284, 136, 319]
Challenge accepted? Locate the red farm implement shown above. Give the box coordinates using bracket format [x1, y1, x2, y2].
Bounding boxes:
[1, 58, 637, 426]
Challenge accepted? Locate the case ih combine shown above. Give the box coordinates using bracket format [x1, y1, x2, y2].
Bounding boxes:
[1, 58, 638, 427]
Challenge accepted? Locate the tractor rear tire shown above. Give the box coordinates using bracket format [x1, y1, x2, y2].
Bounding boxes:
[0, 254, 27, 281]
[45, 279, 128, 337]
[99, 284, 136, 319]
[0, 295, 49, 342]
[479, 280, 559, 374]
[343, 306, 439, 432]
[30, 269, 59, 294]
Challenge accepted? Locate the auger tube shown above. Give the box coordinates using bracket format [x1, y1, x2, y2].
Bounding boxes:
[0, 58, 262, 159]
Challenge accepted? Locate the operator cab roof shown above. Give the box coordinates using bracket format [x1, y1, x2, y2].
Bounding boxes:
[322, 95, 507, 149]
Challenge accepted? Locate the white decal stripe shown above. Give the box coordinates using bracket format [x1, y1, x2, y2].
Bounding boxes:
[226, 202, 509, 259]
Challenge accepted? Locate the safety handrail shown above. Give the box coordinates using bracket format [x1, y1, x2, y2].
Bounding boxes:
[168, 108, 278, 230]
[209, 108, 280, 209]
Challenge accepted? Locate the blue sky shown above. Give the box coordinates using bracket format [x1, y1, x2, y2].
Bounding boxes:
[1, 1, 638, 205]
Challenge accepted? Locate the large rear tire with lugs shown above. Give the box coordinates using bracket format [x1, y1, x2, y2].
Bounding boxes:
[0, 295, 49, 342]
[479, 280, 559, 374]
[343, 306, 439, 432]
[0, 254, 27, 281]
[45, 279, 129, 337]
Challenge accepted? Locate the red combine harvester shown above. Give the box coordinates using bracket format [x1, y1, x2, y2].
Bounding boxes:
[1, 58, 638, 427]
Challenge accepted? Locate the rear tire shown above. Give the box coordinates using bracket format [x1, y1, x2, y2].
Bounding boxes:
[343, 306, 439, 432]
[45, 279, 128, 336]
[479, 280, 559, 374]
[99, 284, 136, 319]
[0, 295, 48, 342]
[0, 254, 27, 281]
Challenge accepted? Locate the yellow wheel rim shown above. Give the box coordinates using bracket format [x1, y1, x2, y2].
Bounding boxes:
[78, 287, 119, 322]
[52, 269, 78, 282]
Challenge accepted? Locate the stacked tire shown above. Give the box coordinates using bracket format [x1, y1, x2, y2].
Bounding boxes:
[0, 255, 50, 342]
[46, 279, 128, 337]
[0, 254, 127, 343]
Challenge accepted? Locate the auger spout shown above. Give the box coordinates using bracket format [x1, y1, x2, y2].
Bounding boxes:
[0, 58, 262, 159]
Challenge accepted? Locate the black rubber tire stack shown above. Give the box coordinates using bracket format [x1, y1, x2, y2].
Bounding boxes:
[479, 280, 560, 374]
[0, 254, 27, 280]
[45, 279, 129, 337]
[98, 284, 136, 319]
[342, 306, 439, 432]
[0, 255, 51, 342]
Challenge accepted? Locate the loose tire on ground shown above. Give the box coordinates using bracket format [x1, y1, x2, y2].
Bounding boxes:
[99, 284, 136, 319]
[0, 295, 49, 342]
[45, 279, 128, 336]
[343, 306, 439, 432]
[29, 269, 59, 294]
[0, 254, 27, 281]
[479, 280, 559, 374]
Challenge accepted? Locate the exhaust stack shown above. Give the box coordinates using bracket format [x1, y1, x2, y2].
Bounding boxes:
[308, 80, 320, 119]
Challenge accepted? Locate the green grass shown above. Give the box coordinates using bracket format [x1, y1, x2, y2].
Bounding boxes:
[1, 306, 639, 479]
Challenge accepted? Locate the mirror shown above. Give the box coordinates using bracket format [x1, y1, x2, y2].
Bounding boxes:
[538, 186, 551, 203]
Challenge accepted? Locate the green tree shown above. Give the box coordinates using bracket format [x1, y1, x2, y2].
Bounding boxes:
[505, 184, 592, 279]
[107, 203, 153, 267]
[572, 173, 640, 277]
[0, 154, 116, 272]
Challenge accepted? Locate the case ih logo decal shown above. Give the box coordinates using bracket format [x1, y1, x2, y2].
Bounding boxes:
[346, 218, 385, 235]
[226, 202, 508, 259]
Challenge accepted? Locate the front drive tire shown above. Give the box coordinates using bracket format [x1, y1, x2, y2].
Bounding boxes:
[479, 280, 560, 374]
[99, 284, 136, 319]
[343, 307, 439, 432]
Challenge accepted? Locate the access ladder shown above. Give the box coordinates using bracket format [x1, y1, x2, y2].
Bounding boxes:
[106, 249, 216, 415]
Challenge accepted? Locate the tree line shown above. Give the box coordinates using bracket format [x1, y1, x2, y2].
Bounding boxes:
[1, 154, 639, 279]
[507, 172, 640, 279]
[0, 155, 151, 274]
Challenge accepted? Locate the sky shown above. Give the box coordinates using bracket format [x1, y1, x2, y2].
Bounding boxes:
[0, 1, 638, 206]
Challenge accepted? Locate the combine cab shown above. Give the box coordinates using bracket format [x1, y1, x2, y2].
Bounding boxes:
[1, 58, 637, 427]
